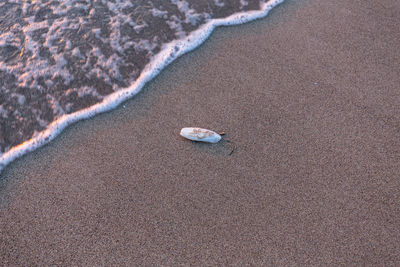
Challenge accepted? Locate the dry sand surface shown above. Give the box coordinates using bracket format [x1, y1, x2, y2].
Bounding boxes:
[1, 0, 400, 265]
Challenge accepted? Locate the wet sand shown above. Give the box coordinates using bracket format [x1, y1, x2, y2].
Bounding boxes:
[1, 0, 400, 265]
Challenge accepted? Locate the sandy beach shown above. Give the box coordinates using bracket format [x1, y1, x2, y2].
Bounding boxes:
[1, 0, 400, 265]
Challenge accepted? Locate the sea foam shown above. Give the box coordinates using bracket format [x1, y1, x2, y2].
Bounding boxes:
[0, 0, 284, 173]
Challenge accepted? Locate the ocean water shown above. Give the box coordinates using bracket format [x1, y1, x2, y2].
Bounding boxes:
[0, 0, 283, 172]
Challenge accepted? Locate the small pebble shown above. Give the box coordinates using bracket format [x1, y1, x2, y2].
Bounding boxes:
[180, 127, 221, 143]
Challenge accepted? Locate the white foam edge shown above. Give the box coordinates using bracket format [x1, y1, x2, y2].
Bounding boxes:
[0, 0, 285, 173]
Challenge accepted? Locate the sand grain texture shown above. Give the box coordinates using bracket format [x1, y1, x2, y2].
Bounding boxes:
[1, 0, 400, 265]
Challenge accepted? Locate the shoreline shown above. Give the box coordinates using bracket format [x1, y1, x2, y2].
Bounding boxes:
[0, 0, 284, 174]
[1, 0, 400, 265]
